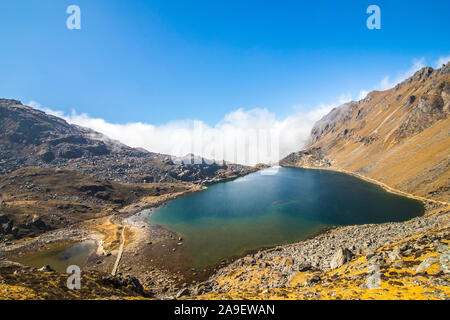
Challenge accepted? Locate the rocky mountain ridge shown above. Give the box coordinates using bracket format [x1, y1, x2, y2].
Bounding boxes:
[280, 63, 450, 202]
[0, 99, 255, 184]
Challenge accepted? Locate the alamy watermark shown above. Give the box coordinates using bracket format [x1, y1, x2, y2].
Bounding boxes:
[65, 5, 381, 32]
[366, 5, 381, 30]
[66, 5, 81, 30]
[168, 127, 281, 174]
[66, 265, 81, 290]
[366, 264, 381, 289]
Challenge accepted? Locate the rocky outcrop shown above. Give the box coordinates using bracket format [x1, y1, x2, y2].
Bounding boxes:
[280, 147, 331, 168]
[101, 274, 147, 297]
[280, 63, 450, 202]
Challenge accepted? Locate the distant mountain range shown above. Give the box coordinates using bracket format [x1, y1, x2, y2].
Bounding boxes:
[0, 99, 255, 184]
[281, 63, 449, 202]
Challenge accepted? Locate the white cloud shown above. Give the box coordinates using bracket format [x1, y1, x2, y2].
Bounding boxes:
[375, 58, 426, 91]
[30, 100, 66, 118]
[30, 103, 336, 166]
[28, 100, 41, 109]
[104, 96, 348, 165]
[434, 54, 450, 68]
[355, 58, 427, 100]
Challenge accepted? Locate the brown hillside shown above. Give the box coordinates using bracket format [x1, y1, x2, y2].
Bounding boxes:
[281, 64, 450, 202]
[0, 167, 189, 240]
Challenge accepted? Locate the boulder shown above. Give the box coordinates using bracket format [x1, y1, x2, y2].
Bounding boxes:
[38, 265, 54, 272]
[438, 246, 449, 274]
[176, 288, 190, 298]
[305, 275, 321, 286]
[388, 248, 401, 261]
[101, 274, 146, 296]
[416, 257, 438, 273]
[330, 248, 354, 269]
[297, 263, 313, 272]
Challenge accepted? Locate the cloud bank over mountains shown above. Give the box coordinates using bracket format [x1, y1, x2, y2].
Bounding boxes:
[32, 101, 339, 165]
[29, 56, 448, 166]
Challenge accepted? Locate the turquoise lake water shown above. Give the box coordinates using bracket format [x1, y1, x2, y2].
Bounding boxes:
[148, 167, 424, 268]
[16, 241, 96, 272]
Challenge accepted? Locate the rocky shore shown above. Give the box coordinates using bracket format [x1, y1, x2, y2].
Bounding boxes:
[189, 205, 449, 299]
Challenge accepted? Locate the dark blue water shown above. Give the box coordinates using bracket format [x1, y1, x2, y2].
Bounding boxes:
[148, 167, 424, 268]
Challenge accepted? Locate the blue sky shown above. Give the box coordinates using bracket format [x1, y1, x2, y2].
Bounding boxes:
[1, 0, 449, 125]
[0, 1, 449, 164]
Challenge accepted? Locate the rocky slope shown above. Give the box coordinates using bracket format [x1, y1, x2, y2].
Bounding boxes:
[0, 260, 151, 300]
[280, 64, 450, 203]
[191, 208, 449, 300]
[0, 99, 256, 184]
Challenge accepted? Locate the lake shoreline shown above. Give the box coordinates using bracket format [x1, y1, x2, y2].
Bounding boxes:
[191, 208, 450, 299]
[281, 164, 449, 207]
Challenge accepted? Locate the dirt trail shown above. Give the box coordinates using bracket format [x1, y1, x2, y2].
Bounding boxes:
[111, 226, 126, 276]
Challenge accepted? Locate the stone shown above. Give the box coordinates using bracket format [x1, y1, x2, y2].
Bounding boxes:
[259, 262, 268, 268]
[283, 258, 294, 267]
[369, 255, 386, 266]
[306, 275, 321, 286]
[176, 288, 190, 298]
[388, 248, 401, 261]
[102, 274, 146, 296]
[416, 257, 438, 273]
[37, 265, 54, 272]
[330, 248, 354, 269]
[297, 263, 313, 272]
[438, 246, 449, 274]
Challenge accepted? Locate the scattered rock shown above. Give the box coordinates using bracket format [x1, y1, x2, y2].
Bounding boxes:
[37, 265, 54, 272]
[176, 288, 190, 299]
[297, 263, 313, 272]
[101, 274, 146, 296]
[330, 248, 354, 269]
[416, 257, 438, 273]
[306, 275, 321, 286]
[438, 246, 449, 274]
[388, 248, 401, 261]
